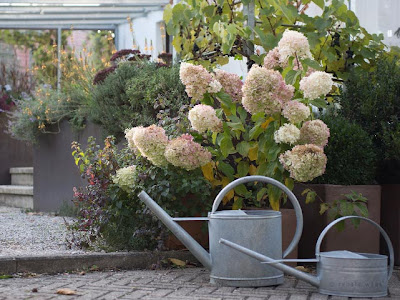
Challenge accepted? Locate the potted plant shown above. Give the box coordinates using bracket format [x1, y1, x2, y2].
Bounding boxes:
[115, 30, 338, 259]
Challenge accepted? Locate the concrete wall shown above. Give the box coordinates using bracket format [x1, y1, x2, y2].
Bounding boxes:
[33, 120, 103, 212]
[0, 114, 33, 185]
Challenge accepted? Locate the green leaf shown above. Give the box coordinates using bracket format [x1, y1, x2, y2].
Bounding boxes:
[305, 190, 317, 204]
[257, 187, 268, 202]
[339, 200, 354, 216]
[237, 160, 250, 177]
[220, 136, 234, 158]
[301, 58, 322, 70]
[163, 4, 173, 23]
[313, 0, 325, 9]
[355, 202, 369, 217]
[236, 141, 250, 157]
[285, 69, 301, 85]
[218, 161, 235, 180]
[310, 98, 328, 108]
[267, 144, 281, 161]
[256, 162, 268, 176]
[232, 197, 243, 210]
[234, 184, 249, 196]
[319, 203, 329, 215]
[216, 91, 233, 106]
[249, 124, 263, 140]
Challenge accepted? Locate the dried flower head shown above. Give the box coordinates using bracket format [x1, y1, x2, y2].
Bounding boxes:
[165, 134, 212, 170]
[282, 101, 311, 124]
[214, 69, 243, 102]
[112, 165, 137, 192]
[299, 71, 333, 100]
[242, 65, 294, 115]
[278, 30, 312, 62]
[188, 104, 222, 133]
[279, 144, 327, 182]
[300, 119, 330, 147]
[274, 123, 301, 145]
[179, 62, 214, 101]
[132, 125, 168, 166]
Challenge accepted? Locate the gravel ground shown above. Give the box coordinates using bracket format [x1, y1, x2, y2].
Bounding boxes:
[0, 206, 88, 257]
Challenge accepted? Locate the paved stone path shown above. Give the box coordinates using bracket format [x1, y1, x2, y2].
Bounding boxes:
[0, 268, 399, 300]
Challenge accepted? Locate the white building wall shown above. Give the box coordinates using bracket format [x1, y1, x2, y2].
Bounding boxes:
[117, 10, 165, 58]
[352, 0, 400, 47]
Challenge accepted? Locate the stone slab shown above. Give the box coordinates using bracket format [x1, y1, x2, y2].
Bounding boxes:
[9, 168, 33, 174]
[0, 193, 33, 209]
[1, 251, 198, 275]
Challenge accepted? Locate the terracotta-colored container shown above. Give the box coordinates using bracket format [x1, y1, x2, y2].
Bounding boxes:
[294, 184, 381, 258]
[321, 185, 381, 253]
[380, 184, 400, 265]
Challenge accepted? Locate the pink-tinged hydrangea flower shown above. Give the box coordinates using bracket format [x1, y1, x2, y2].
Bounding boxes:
[274, 124, 301, 145]
[299, 71, 333, 100]
[264, 47, 286, 69]
[279, 144, 327, 182]
[132, 125, 168, 166]
[278, 30, 312, 62]
[300, 120, 330, 147]
[179, 62, 214, 101]
[214, 69, 243, 102]
[282, 101, 311, 124]
[112, 165, 137, 192]
[207, 79, 222, 94]
[165, 134, 212, 171]
[188, 104, 222, 133]
[242, 65, 294, 115]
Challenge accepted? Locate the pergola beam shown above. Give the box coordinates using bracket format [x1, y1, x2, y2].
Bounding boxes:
[0, 7, 148, 14]
[0, 13, 144, 20]
[0, 0, 168, 5]
[0, 20, 129, 26]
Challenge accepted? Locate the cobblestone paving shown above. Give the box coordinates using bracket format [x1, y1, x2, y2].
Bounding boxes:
[0, 268, 398, 300]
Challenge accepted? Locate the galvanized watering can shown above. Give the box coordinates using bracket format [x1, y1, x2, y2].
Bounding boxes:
[220, 215, 394, 297]
[139, 175, 303, 287]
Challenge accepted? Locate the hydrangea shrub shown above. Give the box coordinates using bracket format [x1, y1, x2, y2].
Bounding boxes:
[114, 30, 332, 211]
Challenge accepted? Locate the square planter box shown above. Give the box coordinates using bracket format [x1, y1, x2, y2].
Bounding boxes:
[295, 184, 381, 258]
[380, 184, 400, 265]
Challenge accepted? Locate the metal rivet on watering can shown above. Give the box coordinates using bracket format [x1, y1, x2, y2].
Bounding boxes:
[138, 175, 304, 287]
[220, 216, 394, 297]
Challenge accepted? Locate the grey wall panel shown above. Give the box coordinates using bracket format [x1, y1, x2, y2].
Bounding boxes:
[33, 120, 103, 212]
[0, 114, 33, 185]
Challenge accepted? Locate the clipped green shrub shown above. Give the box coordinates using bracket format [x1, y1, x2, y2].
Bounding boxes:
[339, 58, 400, 183]
[313, 115, 377, 185]
[89, 62, 190, 138]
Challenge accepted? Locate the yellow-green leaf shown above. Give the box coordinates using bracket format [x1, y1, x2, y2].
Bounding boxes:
[248, 146, 258, 161]
[201, 162, 214, 182]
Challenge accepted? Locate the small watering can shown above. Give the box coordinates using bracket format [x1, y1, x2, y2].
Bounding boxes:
[220, 215, 394, 297]
[139, 175, 303, 287]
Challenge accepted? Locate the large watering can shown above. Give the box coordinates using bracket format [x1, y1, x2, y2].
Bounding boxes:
[139, 175, 303, 287]
[220, 215, 394, 297]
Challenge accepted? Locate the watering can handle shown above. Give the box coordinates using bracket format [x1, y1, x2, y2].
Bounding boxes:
[211, 175, 303, 258]
[315, 216, 394, 279]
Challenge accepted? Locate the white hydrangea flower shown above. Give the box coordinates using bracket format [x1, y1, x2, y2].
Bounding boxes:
[278, 30, 312, 62]
[274, 123, 301, 145]
[299, 71, 333, 100]
[188, 104, 222, 133]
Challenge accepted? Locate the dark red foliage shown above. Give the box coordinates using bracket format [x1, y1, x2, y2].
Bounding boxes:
[93, 65, 117, 85]
[0, 93, 14, 111]
[128, 54, 151, 61]
[110, 49, 141, 62]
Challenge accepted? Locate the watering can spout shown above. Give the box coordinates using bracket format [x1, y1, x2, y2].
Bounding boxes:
[138, 191, 212, 270]
[219, 239, 320, 287]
